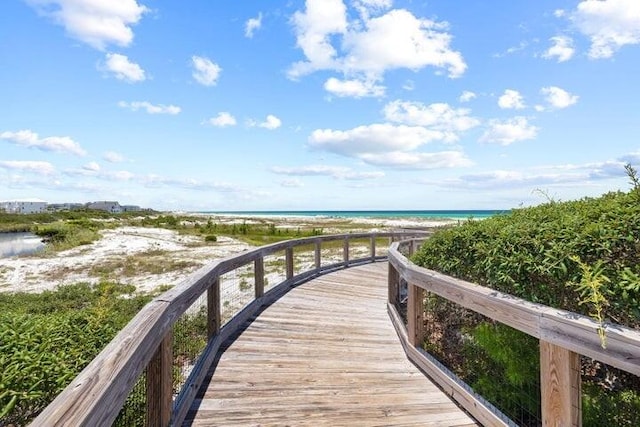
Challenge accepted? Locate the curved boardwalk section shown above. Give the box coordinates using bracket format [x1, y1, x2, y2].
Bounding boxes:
[184, 262, 477, 426]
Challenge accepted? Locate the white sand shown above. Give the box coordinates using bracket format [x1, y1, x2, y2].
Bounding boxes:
[0, 216, 452, 294]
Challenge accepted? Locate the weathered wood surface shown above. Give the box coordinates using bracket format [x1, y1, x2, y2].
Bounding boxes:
[389, 241, 640, 376]
[184, 263, 477, 426]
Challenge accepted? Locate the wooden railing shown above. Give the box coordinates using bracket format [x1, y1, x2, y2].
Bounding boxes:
[387, 238, 640, 427]
[32, 231, 428, 426]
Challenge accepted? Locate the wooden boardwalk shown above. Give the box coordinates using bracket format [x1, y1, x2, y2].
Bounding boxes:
[184, 262, 478, 426]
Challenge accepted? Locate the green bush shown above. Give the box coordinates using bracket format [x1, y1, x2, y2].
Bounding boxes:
[0, 283, 151, 425]
[412, 187, 640, 425]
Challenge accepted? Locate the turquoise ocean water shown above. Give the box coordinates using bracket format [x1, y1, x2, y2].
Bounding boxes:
[201, 210, 508, 220]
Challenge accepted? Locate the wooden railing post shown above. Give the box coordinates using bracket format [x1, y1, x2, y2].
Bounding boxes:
[286, 247, 294, 280]
[540, 340, 582, 427]
[146, 331, 172, 427]
[370, 236, 376, 261]
[207, 278, 221, 338]
[407, 283, 425, 347]
[388, 263, 400, 305]
[314, 240, 321, 271]
[343, 237, 350, 266]
[254, 257, 264, 298]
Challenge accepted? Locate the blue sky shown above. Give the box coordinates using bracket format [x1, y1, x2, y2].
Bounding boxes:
[1, 0, 639, 211]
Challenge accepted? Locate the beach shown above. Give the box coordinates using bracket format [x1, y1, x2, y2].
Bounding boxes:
[0, 214, 454, 294]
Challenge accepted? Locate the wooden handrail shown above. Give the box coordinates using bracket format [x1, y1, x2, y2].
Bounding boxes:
[32, 231, 429, 426]
[387, 239, 640, 427]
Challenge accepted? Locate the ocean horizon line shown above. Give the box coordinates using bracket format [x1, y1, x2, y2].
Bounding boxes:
[198, 209, 510, 220]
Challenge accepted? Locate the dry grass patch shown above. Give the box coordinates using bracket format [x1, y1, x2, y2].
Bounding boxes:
[89, 249, 200, 279]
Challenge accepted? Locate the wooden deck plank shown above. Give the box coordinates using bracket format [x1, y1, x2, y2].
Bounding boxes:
[184, 262, 477, 426]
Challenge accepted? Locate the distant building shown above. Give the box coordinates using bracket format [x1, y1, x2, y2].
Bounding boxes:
[0, 199, 47, 214]
[121, 205, 141, 212]
[48, 203, 85, 212]
[86, 201, 122, 213]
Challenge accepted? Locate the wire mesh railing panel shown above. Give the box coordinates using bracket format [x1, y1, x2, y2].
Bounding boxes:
[348, 237, 371, 262]
[263, 252, 286, 292]
[374, 237, 391, 258]
[172, 292, 208, 397]
[319, 243, 343, 267]
[291, 244, 315, 276]
[113, 369, 147, 427]
[581, 357, 640, 426]
[422, 292, 541, 426]
[219, 263, 255, 326]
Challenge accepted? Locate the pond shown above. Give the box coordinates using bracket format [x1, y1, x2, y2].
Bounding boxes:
[0, 232, 45, 257]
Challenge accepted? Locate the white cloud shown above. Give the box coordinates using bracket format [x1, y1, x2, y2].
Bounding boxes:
[118, 101, 181, 115]
[205, 112, 237, 127]
[290, 0, 348, 76]
[280, 178, 304, 188]
[571, 0, 640, 59]
[498, 89, 525, 110]
[83, 161, 100, 172]
[324, 77, 385, 98]
[383, 100, 480, 141]
[436, 154, 637, 191]
[459, 91, 476, 103]
[271, 165, 384, 180]
[342, 9, 466, 78]
[541, 86, 579, 109]
[289, 2, 466, 95]
[245, 13, 262, 38]
[258, 115, 282, 130]
[310, 124, 440, 156]
[480, 117, 538, 145]
[103, 151, 126, 163]
[191, 55, 221, 86]
[542, 35, 575, 62]
[359, 151, 473, 169]
[25, 0, 148, 50]
[0, 160, 56, 175]
[103, 53, 145, 82]
[1, 129, 86, 156]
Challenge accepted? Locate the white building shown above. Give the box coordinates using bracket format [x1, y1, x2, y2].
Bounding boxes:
[0, 199, 48, 214]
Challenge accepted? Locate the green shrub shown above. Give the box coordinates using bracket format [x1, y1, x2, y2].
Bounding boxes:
[0, 283, 152, 425]
[204, 234, 217, 242]
[412, 187, 640, 425]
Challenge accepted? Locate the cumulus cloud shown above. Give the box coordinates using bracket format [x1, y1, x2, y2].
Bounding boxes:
[25, 0, 148, 50]
[245, 13, 262, 38]
[359, 151, 473, 169]
[103, 151, 126, 163]
[383, 100, 480, 141]
[118, 101, 181, 114]
[459, 91, 476, 102]
[205, 112, 237, 127]
[289, 1, 466, 97]
[191, 55, 221, 86]
[307, 121, 473, 170]
[324, 77, 385, 98]
[541, 86, 579, 109]
[480, 117, 538, 145]
[102, 53, 145, 82]
[1, 129, 86, 156]
[498, 89, 525, 110]
[571, 0, 640, 59]
[0, 160, 56, 175]
[271, 165, 384, 180]
[542, 35, 575, 62]
[250, 115, 282, 130]
[310, 124, 438, 155]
